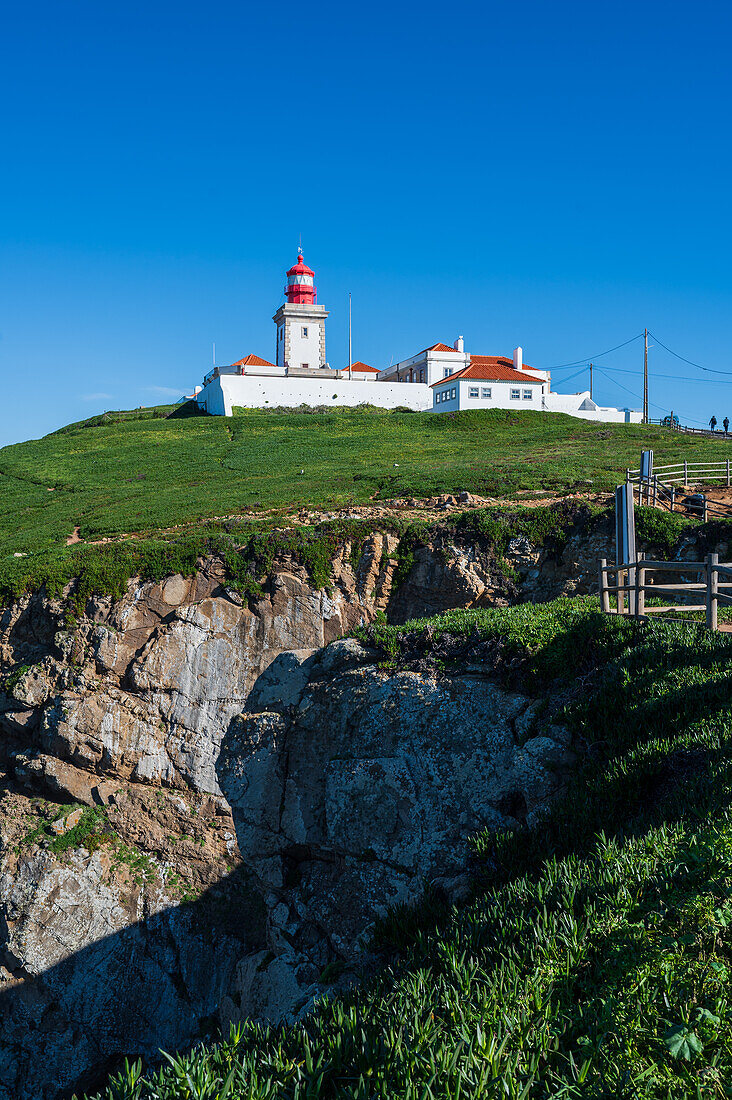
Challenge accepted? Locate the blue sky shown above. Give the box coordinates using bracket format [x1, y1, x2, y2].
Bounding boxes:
[2, 0, 732, 444]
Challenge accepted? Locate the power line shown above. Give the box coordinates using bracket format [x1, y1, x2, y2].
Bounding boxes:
[570, 364, 732, 384]
[551, 365, 588, 387]
[595, 367, 642, 402]
[594, 368, 668, 415]
[648, 331, 732, 376]
[541, 332, 645, 371]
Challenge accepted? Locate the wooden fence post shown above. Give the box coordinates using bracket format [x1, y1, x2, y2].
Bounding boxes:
[636, 552, 645, 618]
[707, 552, 719, 632]
[653, 474, 658, 507]
[684, 459, 688, 484]
[727, 458, 730, 487]
[599, 558, 610, 614]
[703, 495, 708, 523]
[670, 485, 675, 513]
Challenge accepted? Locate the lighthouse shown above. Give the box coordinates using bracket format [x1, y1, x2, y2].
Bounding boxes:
[273, 250, 330, 369]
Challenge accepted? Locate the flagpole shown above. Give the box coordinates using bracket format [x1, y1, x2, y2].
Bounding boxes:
[348, 293, 352, 379]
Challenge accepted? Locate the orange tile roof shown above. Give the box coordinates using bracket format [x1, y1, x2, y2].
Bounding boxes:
[430, 355, 544, 387]
[348, 361, 379, 373]
[423, 342, 463, 355]
[231, 353, 276, 368]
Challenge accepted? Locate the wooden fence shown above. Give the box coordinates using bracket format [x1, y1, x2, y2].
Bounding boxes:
[626, 459, 732, 487]
[625, 460, 732, 519]
[599, 552, 732, 630]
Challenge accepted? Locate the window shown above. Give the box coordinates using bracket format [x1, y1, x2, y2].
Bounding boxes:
[510, 388, 520, 400]
[419, 369, 425, 382]
[444, 368, 451, 378]
[302, 326, 308, 338]
[302, 362, 309, 369]
[468, 387, 479, 398]
[481, 387, 491, 399]
[436, 391, 442, 403]
[451, 388, 456, 399]
[523, 389, 533, 400]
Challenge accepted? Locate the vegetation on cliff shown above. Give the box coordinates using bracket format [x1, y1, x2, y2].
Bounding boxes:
[0, 465, 714, 613]
[0, 404, 721, 577]
[81, 601, 732, 1099]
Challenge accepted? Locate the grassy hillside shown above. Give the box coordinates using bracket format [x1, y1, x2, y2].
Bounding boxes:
[0, 404, 728, 601]
[2, 406, 728, 553]
[81, 599, 732, 1099]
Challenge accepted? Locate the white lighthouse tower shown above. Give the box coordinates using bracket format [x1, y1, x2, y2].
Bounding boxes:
[273, 251, 330, 370]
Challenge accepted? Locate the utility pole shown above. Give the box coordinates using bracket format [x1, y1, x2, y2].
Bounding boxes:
[643, 328, 648, 424]
[348, 293, 352, 379]
[589, 362, 593, 400]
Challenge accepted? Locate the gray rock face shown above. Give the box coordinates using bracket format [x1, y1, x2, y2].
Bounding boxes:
[0, 850, 261, 1100]
[214, 639, 574, 1025]
[0, 536, 584, 1099]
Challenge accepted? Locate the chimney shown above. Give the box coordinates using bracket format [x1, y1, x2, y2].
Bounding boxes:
[513, 346, 523, 372]
[454, 335, 464, 353]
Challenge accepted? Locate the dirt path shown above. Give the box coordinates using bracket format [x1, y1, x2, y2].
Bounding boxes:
[63, 490, 611, 548]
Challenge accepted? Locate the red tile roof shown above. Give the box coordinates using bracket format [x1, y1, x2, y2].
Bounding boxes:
[348, 361, 379, 373]
[231, 353, 276, 368]
[431, 356, 544, 387]
[423, 342, 463, 355]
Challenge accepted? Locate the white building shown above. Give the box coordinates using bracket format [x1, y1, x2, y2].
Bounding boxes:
[195, 254, 432, 415]
[381, 339, 640, 423]
[379, 340, 467, 386]
[194, 255, 640, 423]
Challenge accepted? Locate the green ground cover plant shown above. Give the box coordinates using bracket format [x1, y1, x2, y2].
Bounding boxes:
[0, 492, 721, 612]
[0, 496, 597, 607]
[81, 601, 732, 1099]
[0, 406, 725, 570]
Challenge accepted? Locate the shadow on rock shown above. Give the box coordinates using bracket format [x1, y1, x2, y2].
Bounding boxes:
[0, 861, 266, 1100]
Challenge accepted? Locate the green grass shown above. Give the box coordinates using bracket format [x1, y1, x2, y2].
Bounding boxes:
[19, 804, 116, 856]
[0, 405, 725, 560]
[0, 404, 726, 602]
[80, 602, 732, 1099]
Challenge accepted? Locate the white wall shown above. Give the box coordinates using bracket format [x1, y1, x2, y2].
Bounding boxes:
[198, 379, 229, 416]
[380, 348, 467, 386]
[197, 374, 432, 415]
[284, 318, 324, 369]
[428, 380, 641, 423]
[432, 378, 544, 411]
[543, 392, 641, 423]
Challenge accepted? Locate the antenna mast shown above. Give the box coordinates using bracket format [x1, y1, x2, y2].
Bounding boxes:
[643, 328, 648, 423]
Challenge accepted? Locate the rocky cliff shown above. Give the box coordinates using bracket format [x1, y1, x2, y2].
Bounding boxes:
[0, 511, 608, 1098]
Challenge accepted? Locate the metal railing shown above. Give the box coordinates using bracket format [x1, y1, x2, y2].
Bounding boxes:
[627, 459, 732, 486]
[625, 460, 732, 519]
[599, 552, 732, 631]
[645, 418, 732, 436]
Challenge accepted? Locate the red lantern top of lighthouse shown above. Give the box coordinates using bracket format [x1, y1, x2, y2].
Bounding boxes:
[285, 250, 317, 304]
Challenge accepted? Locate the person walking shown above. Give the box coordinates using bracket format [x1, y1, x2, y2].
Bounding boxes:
[724, 417, 730, 436]
[710, 415, 718, 431]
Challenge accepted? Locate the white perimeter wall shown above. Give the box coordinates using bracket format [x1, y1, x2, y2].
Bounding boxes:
[197, 375, 432, 415]
[543, 392, 641, 423]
